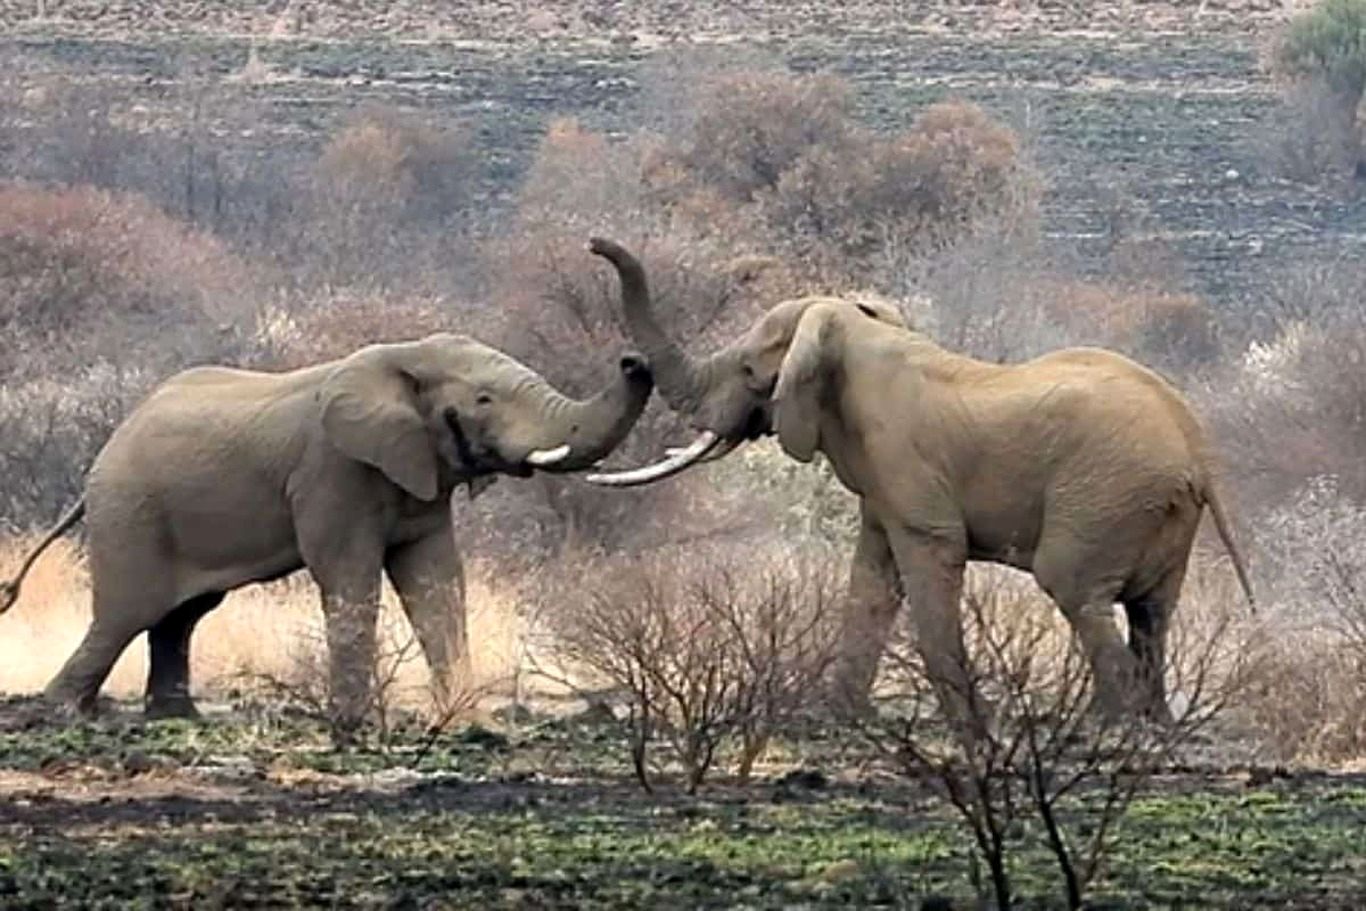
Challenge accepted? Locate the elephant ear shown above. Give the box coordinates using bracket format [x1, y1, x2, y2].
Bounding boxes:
[852, 296, 908, 328]
[319, 349, 440, 502]
[774, 304, 841, 463]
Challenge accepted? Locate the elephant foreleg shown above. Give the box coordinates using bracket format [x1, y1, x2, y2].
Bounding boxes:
[386, 529, 469, 712]
[299, 510, 386, 738]
[884, 527, 976, 734]
[145, 591, 225, 719]
[831, 511, 902, 716]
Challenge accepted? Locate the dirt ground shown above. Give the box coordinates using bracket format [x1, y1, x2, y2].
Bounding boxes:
[2, 693, 1366, 909]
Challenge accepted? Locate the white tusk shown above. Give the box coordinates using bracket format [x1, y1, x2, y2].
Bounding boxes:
[585, 431, 720, 487]
[526, 444, 572, 467]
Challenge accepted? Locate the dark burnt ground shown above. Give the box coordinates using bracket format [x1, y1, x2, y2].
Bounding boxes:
[1, 695, 1365, 908]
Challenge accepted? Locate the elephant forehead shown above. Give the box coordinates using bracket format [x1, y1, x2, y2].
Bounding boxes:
[418, 335, 536, 378]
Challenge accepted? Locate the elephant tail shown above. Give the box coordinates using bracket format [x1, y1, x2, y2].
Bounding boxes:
[0, 497, 87, 617]
[1201, 482, 1256, 614]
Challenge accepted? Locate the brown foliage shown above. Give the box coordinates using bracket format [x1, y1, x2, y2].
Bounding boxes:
[668, 71, 856, 203]
[0, 182, 259, 374]
[764, 99, 1026, 260]
[313, 105, 471, 222]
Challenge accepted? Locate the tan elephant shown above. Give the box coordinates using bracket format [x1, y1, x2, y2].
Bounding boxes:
[1, 333, 652, 728]
[584, 238, 1253, 721]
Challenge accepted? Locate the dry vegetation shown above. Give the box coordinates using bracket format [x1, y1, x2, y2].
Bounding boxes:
[4, 30, 1366, 901]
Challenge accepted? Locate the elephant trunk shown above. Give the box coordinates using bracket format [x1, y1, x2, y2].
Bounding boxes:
[534, 354, 654, 471]
[589, 237, 705, 414]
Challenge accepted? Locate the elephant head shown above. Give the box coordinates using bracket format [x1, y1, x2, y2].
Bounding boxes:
[320, 332, 652, 500]
[584, 238, 903, 485]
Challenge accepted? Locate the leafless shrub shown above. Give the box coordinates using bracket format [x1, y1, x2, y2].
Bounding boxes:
[1255, 79, 1361, 184]
[762, 98, 1035, 270]
[539, 542, 841, 792]
[301, 105, 475, 289]
[664, 71, 857, 203]
[0, 365, 153, 530]
[1263, 0, 1366, 181]
[1208, 261, 1366, 508]
[863, 570, 1250, 910]
[251, 287, 456, 369]
[472, 117, 782, 558]
[0, 182, 262, 377]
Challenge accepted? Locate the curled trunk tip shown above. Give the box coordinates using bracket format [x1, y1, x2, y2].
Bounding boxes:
[588, 237, 703, 413]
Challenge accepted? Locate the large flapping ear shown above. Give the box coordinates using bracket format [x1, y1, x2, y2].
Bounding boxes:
[319, 347, 440, 502]
[774, 303, 842, 463]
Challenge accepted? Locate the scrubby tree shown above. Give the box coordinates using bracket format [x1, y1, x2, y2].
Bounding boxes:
[1274, 0, 1366, 171]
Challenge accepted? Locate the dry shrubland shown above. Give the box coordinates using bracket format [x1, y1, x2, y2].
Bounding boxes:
[2, 59, 1366, 772]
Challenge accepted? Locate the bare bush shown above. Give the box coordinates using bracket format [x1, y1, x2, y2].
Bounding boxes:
[0, 365, 153, 530]
[540, 543, 841, 792]
[762, 98, 1033, 268]
[474, 117, 781, 558]
[1208, 261, 1366, 508]
[1268, 0, 1366, 178]
[1255, 79, 1362, 183]
[864, 570, 1250, 910]
[665, 71, 856, 203]
[0, 182, 261, 376]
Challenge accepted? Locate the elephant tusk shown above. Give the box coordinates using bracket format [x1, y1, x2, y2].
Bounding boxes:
[585, 431, 720, 487]
[526, 444, 572, 467]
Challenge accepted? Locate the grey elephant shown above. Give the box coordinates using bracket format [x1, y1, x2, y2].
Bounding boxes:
[0, 332, 652, 726]
[584, 238, 1253, 721]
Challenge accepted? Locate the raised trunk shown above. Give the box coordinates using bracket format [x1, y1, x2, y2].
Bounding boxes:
[589, 238, 705, 413]
[534, 355, 653, 471]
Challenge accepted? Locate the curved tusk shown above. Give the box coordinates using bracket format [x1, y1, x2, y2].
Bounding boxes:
[526, 444, 572, 467]
[586, 431, 720, 487]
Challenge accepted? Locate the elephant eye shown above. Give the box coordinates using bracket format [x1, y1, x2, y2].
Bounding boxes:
[741, 363, 755, 379]
[475, 392, 493, 407]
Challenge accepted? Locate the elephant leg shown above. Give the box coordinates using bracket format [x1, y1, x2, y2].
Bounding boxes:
[831, 509, 902, 716]
[46, 619, 142, 717]
[1034, 550, 1136, 718]
[46, 565, 171, 716]
[385, 529, 469, 710]
[145, 591, 225, 719]
[884, 528, 974, 731]
[299, 520, 385, 736]
[1123, 560, 1189, 722]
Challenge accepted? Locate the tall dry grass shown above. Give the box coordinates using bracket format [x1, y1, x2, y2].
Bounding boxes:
[0, 537, 526, 710]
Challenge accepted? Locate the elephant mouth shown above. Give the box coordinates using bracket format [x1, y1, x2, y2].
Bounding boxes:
[444, 410, 575, 479]
[742, 404, 772, 440]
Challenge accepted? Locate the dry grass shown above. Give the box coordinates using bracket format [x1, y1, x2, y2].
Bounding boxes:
[0, 537, 526, 711]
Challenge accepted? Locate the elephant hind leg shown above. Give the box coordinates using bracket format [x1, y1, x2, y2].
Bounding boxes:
[1122, 559, 1191, 722]
[46, 618, 142, 716]
[146, 591, 225, 719]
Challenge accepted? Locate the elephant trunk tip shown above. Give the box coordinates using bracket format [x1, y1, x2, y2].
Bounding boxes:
[618, 352, 654, 389]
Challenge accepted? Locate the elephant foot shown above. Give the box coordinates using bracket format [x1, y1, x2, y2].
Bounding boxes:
[145, 693, 201, 720]
[43, 684, 102, 721]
